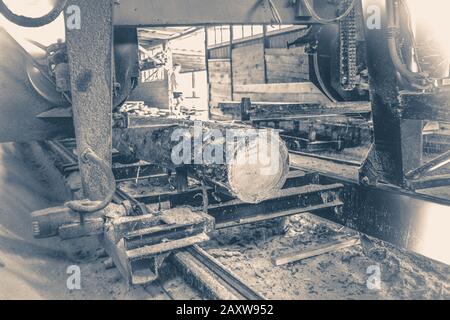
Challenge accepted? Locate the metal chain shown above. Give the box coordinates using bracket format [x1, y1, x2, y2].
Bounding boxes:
[339, 0, 358, 91]
[66, 148, 116, 213]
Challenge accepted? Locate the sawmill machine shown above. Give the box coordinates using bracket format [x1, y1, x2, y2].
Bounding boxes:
[0, 0, 449, 284]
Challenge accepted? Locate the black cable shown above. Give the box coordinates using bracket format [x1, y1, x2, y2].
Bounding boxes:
[386, 0, 431, 89]
[0, 0, 67, 27]
[304, 0, 357, 24]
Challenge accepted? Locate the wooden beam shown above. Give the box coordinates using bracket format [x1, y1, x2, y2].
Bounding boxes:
[272, 236, 361, 266]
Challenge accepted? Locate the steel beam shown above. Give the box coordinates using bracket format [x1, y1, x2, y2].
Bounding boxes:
[359, 0, 423, 186]
[65, 0, 114, 200]
[217, 101, 372, 121]
[406, 150, 450, 180]
[113, 0, 337, 26]
[400, 92, 450, 122]
[206, 183, 343, 226]
[407, 175, 450, 190]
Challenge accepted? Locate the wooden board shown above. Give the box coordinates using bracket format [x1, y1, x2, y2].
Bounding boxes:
[208, 59, 233, 108]
[265, 47, 310, 83]
[233, 92, 329, 104]
[233, 82, 329, 104]
[232, 42, 265, 85]
[272, 237, 361, 266]
[234, 82, 322, 94]
[130, 78, 170, 109]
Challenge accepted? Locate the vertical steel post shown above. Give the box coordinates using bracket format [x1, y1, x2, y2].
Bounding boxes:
[204, 27, 211, 120]
[229, 25, 234, 101]
[263, 25, 269, 84]
[359, 0, 422, 186]
[65, 0, 114, 200]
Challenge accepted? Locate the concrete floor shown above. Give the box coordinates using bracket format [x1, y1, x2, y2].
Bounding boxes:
[0, 143, 156, 299]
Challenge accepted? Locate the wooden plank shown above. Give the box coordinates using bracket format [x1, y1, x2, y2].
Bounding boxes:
[127, 233, 210, 261]
[265, 47, 306, 55]
[272, 236, 361, 266]
[266, 67, 308, 75]
[208, 67, 230, 72]
[210, 83, 232, 90]
[210, 94, 232, 101]
[209, 74, 232, 84]
[265, 63, 309, 74]
[232, 42, 265, 85]
[210, 88, 232, 96]
[265, 54, 308, 65]
[264, 49, 310, 84]
[208, 58, 230, 62]
[266, 72, 308, 80]
[234, 82, 322, 94]
[210, 91, 232, 98]
[267, 77, 309, 84]
[208, 61, 231, 70]
[266, 72, 309, 82]
[233, 93, 328, 104]
[210, 85, 232, 100]
[208, 59, 232, 106]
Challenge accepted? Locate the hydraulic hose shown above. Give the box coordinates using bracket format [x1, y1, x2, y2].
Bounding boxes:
[386, 0, 430, 89]
[0, 0, 67, 28]
[303, 0, 357, 24]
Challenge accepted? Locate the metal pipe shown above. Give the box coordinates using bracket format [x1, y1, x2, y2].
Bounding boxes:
[386, 0, 430, 89]
[405, 150, 450, 179]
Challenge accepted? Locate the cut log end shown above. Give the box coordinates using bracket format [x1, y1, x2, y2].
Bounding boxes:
[227, 134, 290, 204]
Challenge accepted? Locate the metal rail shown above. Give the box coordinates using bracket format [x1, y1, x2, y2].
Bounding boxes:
[290, 150, 362, 167]
[184, 245, 266, 300]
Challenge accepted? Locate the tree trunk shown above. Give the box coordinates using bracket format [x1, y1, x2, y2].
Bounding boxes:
[113, 118, 289, 203]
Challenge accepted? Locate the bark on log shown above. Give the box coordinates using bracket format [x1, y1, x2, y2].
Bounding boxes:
[113, 118, 289, 203]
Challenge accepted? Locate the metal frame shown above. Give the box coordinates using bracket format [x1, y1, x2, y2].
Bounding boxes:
[65, 0, 450, 197]
[65, 0, 315, 201]
[58, 0, 450, 277]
